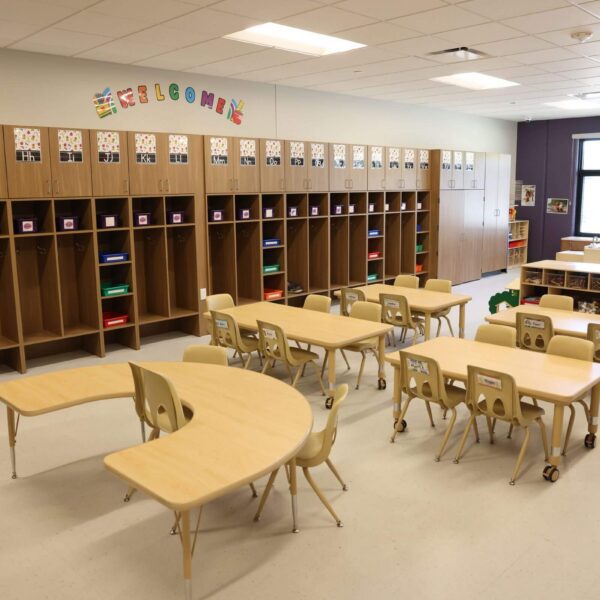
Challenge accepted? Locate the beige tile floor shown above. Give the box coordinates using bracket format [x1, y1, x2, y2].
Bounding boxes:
[1, 269, 599, 600]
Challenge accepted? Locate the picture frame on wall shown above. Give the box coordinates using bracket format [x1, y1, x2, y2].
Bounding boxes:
[521, 184, 536, 207]
[546, 198, 569, 215]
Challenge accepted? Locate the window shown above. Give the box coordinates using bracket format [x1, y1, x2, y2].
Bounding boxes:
[576, 140, 600, 235]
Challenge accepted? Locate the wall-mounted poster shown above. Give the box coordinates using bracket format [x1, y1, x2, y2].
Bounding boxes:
[547, 198, 569, 214]
[135, 133, 157, 164]
[58, 129, 84, 163]
[97, 131, 120, 163]
[521, 184, 536, 207]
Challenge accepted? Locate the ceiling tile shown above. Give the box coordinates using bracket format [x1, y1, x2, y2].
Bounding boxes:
[164, 8, 260, 35]
[334, 0, 446, 20]
[76, 38, 174, 63]
[536, 22, 600, 46]
[509, 47, 581, 65]
[10, 27, 112, 55]
[537, 56, 600, 73]
[278, 6, 376, 34]
[511, 72, 570, 85]
[437, 22, 523, 46]
[379, 35, 458, 56]
[502, 6, 598, 35]
[210, 0, 322, 20]
[122, 25, 214, 48]
[336, 22, 421, 45]
[473, 36, 553, 57]
[559, 65, 600, 79]
[580, 1, 600, 18]
[34, 0, 99, 7]
[92, 0, 199, 24]
[391, 6, 489, 35]
[0, 0, 76, 26]
[54, 10, 148, 37]
[459, 0, 569, 20]
[0, 19, 41, 46]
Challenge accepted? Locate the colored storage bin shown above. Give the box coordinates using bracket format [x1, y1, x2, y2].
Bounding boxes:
[310, 206, 319, 216]
[368, 251, 382, 259]
[56, 215, 78, 231]
[288, 206, 298, 217]
[209, 210, 224, 222]
[415, 264, 423, 273]
[367, 273, 378, 282]
[263, 238, 281, 247]
[416, 224, 423, 232]
[238, 208, 251, 220]
[263, 207, 275, 219]
[101, 283, 130, 297]
[263, 264, 280, 274]
[368, 229, 381, 237]
[348, 204, 356, 214]
[102, 311, 129, 328]
[134, 212, 152, 227]
[368, 203, 375, 213]
[14, 216, 38, 234]
[167, 210, 185, 224]
[98, 214, 119, 229]
[416, 244, 424, 252]
[99, 251, 129, 264]
[332, 204, 343, 215]
[264, 288, 283, 300]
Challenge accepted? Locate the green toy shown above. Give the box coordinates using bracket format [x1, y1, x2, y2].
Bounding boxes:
[488, 289, 520, 314]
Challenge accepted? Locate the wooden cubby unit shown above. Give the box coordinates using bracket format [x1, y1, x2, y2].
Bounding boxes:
[349, 215, 367, 285]
[235, 194, 260, 221]
[330, 216, 349, 289]
[134, 228, 169, 322]
[132, 196, 165, 227]
[384, 212, 401, 279]
[167, 227, 199, 319]
[308, 193, 328, 218]
[309, 218, 329, 291]
[95, 197, 130, 229]
[261, 194, 284, 220]
[238, 221, 262, 303]
[0, 238, 20, 349]
[208, 223, 236, 300]
[286, 193, 307, 219]
[55, 198, 94, 232]
[401, 212, 416, 275]
[207, 195, 234, 223]
[287, 219, 308, 297]
[12, 199, 54, 234]
[330, 193, 348, 216]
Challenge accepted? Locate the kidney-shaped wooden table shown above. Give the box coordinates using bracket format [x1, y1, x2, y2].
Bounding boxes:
[0, 362, 312, 600]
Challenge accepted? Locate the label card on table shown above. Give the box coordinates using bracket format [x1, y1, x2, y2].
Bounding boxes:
[169, 134, 188, 164]
[58, 129, 84, 163]
[210, 136, 228, 165]
[290, 141, 304, 167]
[265, 140, 281, 166]
[311, 143, 325, 168]
[239, 139, 256, 166]
[524, 318, 545, 329]
[97, 131, 120, 163]
[135, 133, 157, 164]
[14, 127, 42, 162]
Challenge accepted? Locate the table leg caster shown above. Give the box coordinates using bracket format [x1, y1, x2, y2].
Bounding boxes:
[543, 465, 560, 482]
[325, 397, 334, 409]
[377, 378, 386, 390]
[391, 418, 407, 438]
[585, 433, 596, 449]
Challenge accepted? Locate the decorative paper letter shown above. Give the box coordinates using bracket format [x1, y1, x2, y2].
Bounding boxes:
[216, 97, 226, 114]
[116, 88, 135, 108]
[92, 88, 117, 119]
[201, 91, 214, 109]
[169, 83, 179, 101]
[138, 85, 148, 103]
[155, 83, 165, 101]
[184, 86, 195, 103]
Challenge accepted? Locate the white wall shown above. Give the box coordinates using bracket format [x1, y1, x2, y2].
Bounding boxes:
[0, 49, 516, 156]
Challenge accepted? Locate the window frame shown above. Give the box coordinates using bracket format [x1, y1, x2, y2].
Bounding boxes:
[575, 139, 600, 236]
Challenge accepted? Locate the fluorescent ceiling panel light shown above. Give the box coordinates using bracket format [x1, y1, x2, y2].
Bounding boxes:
[430, 72, 519, 91]
[545, 98, 600, 110]
[224, 23, 365, 56]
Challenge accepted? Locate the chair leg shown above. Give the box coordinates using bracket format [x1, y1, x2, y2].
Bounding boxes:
[390, 397, 413, 442]
[510, 426, 531, 485]
[321, 352, 328, 379]
[292, 365, 303, 388]
[310, 360, 327, 396]
[285, 363, 294, 384]
[302, 467, 343, 527]
[123, 486, 136, 502]
[562, 405, 576, 456]
[261, 358, 271, 374]
[537, 417, 549, 461]
[340, 349, 351, 370]
[411, 327, 419, 345]
[472, 416, 480, 443]
[443, 315, 455, 337]
[436, 318, 442, 338]
[355, 351, 367, 390]
[325, 458, 347, 491]
[454, 415, 475, 463]
[249, 482, 258, 498]
[253, 468, 279, 522]
[507, 423, 514, 439]
[435, 407, 457, 462]
[243, 353, 253, 369]
[425, 401, 435, 428]
[486, 416, 495, 444]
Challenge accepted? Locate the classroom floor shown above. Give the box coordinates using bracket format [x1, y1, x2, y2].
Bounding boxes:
[1, 269, 598, 600]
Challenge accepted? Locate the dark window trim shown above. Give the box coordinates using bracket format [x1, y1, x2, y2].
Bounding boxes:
[575, 139, 600, 236]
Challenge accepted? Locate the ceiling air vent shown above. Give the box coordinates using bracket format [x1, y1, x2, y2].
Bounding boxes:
[427, 47, 487, 61]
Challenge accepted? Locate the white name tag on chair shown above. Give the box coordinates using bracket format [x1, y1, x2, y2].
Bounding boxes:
[384, 299, 400, 309]
[408, 358, 429, 375]
[264, 328, 277, 340]
[215, 319, 228, 329]
[524, 318, 545, 329]
[477, 374, 502, 390]
[347, 292, 359, 301]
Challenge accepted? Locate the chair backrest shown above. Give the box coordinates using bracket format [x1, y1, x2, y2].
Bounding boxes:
[211, 310, 246, 353]
[547, 335, 593, 361]
[182, 344, 228, 366]
[539, 294, 573, 311]
[467, 365, 522, 423]
[379, 293, 415, 328]
[393, 274, 419, 288]
[475, 324, 516, 348]
[424, 278, 452, 293]
[400, 351, 447, 406]
[349, 300, 381, 324]
[206, 293, 235, 312]
[340, 287, 365, 317]
[516, 312, 553, 352]
[311, 384, 349, 464]
[129, 361, 150, 425]
[304, 294, 331, 313]
[587, 323, 600, 362]
[257, 320, 294, 365]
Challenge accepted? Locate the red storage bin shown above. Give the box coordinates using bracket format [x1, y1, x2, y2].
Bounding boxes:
[264, 288, 283, 301]
[102, 311, 129, 328]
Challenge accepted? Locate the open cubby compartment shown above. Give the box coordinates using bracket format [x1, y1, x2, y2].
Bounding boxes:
[0, 201, 9, 235]
[97, 229, 131, 260]
[208, 223, 237, 299]
[349, 215, 367, 285]
[100, 262, 133, 296]
[520, 284, 545, 305]
[330, 216, 349, 288]
[309, 217, 329, 291]
[368, 259, 384, 283]
[508, 247, 527, 268]
[308, 193, 328, 218]
[11, 199, 54, 234]
[385, 191, 401, 213]
[233, 194, 259, 221]
[167, 227, 199, 316]
[287, 294, 308, 308]
[57, 233, 100, 336]
[417, 210, 430, 235]
[134, 228, 169, 322]
[261, 194, 284, 220]
[237, 222, 262, 303]
[522, 268, 543, 285]
[286, 193, 307, 218]
[401, 191, 416, 212]
[139, 313, 199, 339]
[263, 272, 286, 300]
[543, 269, 566, 288]
[368, 234, 384, 261]
[102, 294, 136, 326]
[574, 292, 600, 314]
[368, 213, 384, 238]
[54, 199, 93, 231]
[15, 235, 63, 343]
[566, 271, 589, 291]
[0, 347, 23, 373]
[286, 219, 308, 296]
[367, 191, 384, 214]
[591, 274, 600, 292]
[263, 246, 285, 276]
[262, 219, 284, 248]
[166, 195, 195, 224]
[349, 192, 367, 215]
[416, 252, 430, 276]
[0, 239, 20, 347]
[416, 191, 430, 211]
[330, 192, 348, 216]
[384, 213, 401, 279]
[95, 197, 130, 229]
[401, 212, 416, 274]
[132, 196, 164, 227]
[25, 334, 102, 364]
[207, 195, 234, 223]
[103, 316, 138, 350]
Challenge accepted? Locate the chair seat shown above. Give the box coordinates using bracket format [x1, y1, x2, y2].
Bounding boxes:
[345, 337, 378, 352]
[152, 407, 192, 434]
[239, 335, 260, 352]
[445, 384, 467, 408]
[296, 430, 325, 463]
[477, 399, 545, 423]
[290, 346, 319, 364]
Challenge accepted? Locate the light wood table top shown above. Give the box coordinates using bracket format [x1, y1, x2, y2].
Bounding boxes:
[524, 259, 600, 275]
[486, 305, 600, 339]
[220, 301, 392, 348]
[385, 337, 600, 404]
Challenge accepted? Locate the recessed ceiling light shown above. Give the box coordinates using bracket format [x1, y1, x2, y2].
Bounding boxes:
[428, 47, 486, 61]
[545, 98, 600, 110]
[224, 23, 365, 56]
[430, 72, 519, 91]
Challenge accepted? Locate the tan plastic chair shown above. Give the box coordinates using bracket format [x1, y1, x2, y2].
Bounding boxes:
[475, 324, 516, 348]
[257, 320, 326, 394]
[547, 335, 594, 455]
[424, 278, 454, 336]
[394, 274, 419, 288]
[211, 310, 261, 369]
[340, 287, 366, 317]
[454, 365, 549, 485]
[380, 293, 424, 346]
[182, 344, 228, 366]
[390, 352, 473, 461]
[587, 323, 600, 363]
[203, 293, 234, 342]
[516, 312, 553, 352]
[539, 294, 574, 311]
[254, 384, 349, 528]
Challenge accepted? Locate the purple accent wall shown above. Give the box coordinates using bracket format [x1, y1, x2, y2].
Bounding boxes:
[516, 116, 600, 261]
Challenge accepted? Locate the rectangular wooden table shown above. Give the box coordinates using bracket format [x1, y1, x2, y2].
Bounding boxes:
[335, 283, 471, 339]
[385, 337, 600, 481]
[220, 302, 392, 401]
[486, 304, 600, 338]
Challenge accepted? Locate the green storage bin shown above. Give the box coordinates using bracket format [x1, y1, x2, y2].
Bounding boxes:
[263, 264, 280, 274]
[367, 273, 378, 282]
[416, 244, 424, 252]
[101, 283, 130, 297]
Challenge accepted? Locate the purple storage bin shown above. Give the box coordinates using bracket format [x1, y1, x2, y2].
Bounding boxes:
[56, 215, 79, 231]
[167, 210, 185, 224]
[97, 214, 119, 229]
[238, 208, 251, 220]
[14, 216, 38, 234]
[134, 212, 152, 227]
[209, 210, 224, 222]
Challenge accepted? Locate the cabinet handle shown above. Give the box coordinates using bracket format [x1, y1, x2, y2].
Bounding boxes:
[46, 180, 51, 195]
[381, 179, 386, 189]
[280, 178, 284, 190]
[159, 179, 163, 192]
[53, 180, 59, 194]
[400, 180, 405, 189]
[165, 179, 170, 192]
[123, 179, 128, 193]
[350, 179, 353, 189]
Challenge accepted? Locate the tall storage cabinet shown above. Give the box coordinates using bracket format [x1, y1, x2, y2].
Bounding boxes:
[91, 130, 130, 196]
[260, 139, 285, 192]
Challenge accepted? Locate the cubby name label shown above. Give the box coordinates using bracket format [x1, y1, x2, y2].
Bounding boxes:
[16, 150, 41, 162]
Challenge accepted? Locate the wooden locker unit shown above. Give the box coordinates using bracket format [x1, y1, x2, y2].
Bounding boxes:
[438, 149, 453, 190]
[48, 127, 92, 197]
[350, 144, 367, 190]
[0, 131, 7, 198]
[402, 148, 418, 190]
[329, 143, 349, 191]
[437, 190, 462, 283]
[0, 236, 21, 349]
[128, 131, 164, 195]
[308, 217, 329, 291]
[417, 149, 430, 190]
[307, 142, 328, 191]
[260, 139, 285, 192]
[452, 150, 464, 190]
[330, 214, 349, 288]
[471, 152, 486, 189]
[368, 145, 386, 190]
[286, 218, 309, 298]
[233, 137, 260, 193]
[4, 125, 52, 198]
[462, 190, 484, 282]
[167, 225, 199, 318]
[386, 146, 402, 189]
[285, 140, 308, 192]
[90, 130, 130, 196]
[164, 134, 204, 194]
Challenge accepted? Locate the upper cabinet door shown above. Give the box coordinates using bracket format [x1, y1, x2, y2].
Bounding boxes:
[368, 145, 385, 190]
[91, 130, 130, 196]
[4, 125, 52, 198]
[204, 136, 233, 194]
[164, 133, 204, 194]
[307, 142, 328, 191]
[48, 127, 92, 197]
[233, 137, 260, 193]
[473, 152, 486, 189]
[439, 149, 453, 190]
[0, 130, 7, 198]
[417, 149, 430, 190]
[452, 150, 464, 189]
[260, 139, 285, 192]
[349, 144, 367, 190]
[285, 140, 307, 192]
[329, 143, 349, 191]
[386, 147, 402, 189]
[402, 148, 417, 189]
[128, 131, 164, 195]
[464, 151, 476, 189]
